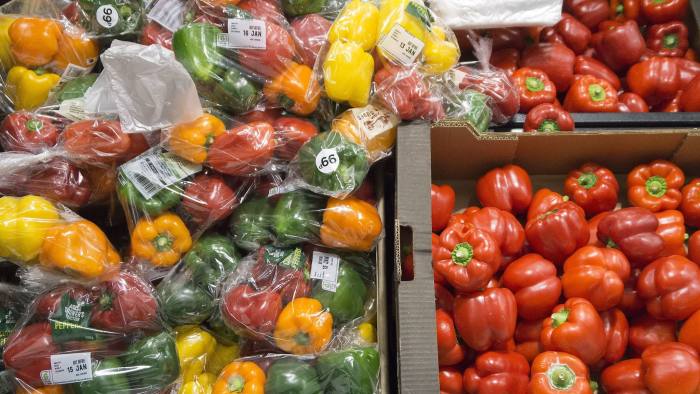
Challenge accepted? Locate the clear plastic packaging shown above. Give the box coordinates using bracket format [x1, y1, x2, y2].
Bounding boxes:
[0, 282, 34, 394]
[372, 63, 444, 121]
[330, 104, 398, 163]
[70, 0, 146, 39]
[290, 14, 332, 68]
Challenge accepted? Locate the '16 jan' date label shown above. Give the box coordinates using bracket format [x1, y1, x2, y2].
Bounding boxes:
[377, 24, 424, 66]
[218, 19, 266, 49]
[41, 353, 93, 385]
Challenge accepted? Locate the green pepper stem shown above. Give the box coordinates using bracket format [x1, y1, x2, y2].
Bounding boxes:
[294, 332, 310, 346]
[451, 243, 474, 266]
[577, 172, 598, 189]
[25, 118, 42, 132]
[588, 84, 606, 102]
[590, 380, 599, 393]
[538, 120, 560, 132]
[526, 76, 545, 92]
[663, 34, 679, 49]
[606, 239, 618, 249]
[615, 3, 624, 15]
[98, 292, 113, 311]
[547, 363, 576, 391]
[645, 176, 668, 198]
[153, 234, 174, 252]
[227, 374, 245, 393]
[551, 308, 570, 328]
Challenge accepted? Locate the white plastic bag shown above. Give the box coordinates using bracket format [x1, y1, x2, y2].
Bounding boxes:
[430, 0, 563, 29]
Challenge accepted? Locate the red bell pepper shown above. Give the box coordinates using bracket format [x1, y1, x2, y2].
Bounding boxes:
[2, 322, 59, 386]
[641, 342, 700, 394]
[521, 43, 576, 92]
[620, 268, 646, 316]
[610, 0, 643, 21]
[574, 56, 621, 90]
[541, 297, 607, 365]
[594, 20, 646, 72]
[440, 367, 465, 394]
[563, 75, 618, 112]
[476, 164, 532, 215]
[436, 308, 466, 366]
[374, 64, 443, 121]
[541, 26, 566, 46]
[20, 158, 92, 208]
[690, 231, 700, 265]
[629, 314, 676, 355]
[600, 358, 646, 394]
[238, 21, 295, 79]
[514, 319, 544, 363]
[561, 246, 631, 311]
[273, 116, 318, 161]
[435, 282, 454, 314]
[647, 21, 689, 57]
[489, 28, 528, 50]
[527, 188, 568, 223]
[452, 206, 525, 267]
[463, 351, 530, 394]
[432, 184, 456, 233]
[290, 14, 332, 68]
[637, 255, 700, 320]
[91, 271, 159, 334]
[454, 288, 517, 351]
[529, 351, 593, 394]
[525, 200, 589, 265]
[221, 283, 282, 336]
[680, 309, 700, 353]
[656, 92, 681, 112]
[641, 0, 689, 23]
[207, 121, 276, 176]
[674, 57, 700, 87]
[627, 56, 683, 104]
[490, 48, 519, 77]
[182, 174, 237, 224]
[513, 67, 557, 112]
[62, 119, 132, 164]
[564, 163, 619, 217]
[618, 92, 649, 112]
[599, 308, 629, 364]
[432, 224, 501, 293]
[628, 159, 685, 212]
[550, 13, 592, 54]
[587, 211, 609, 247]
[140, 20, 173, 50]
[502, 253, 562, 320]
[597, 207, 664, 266]
[523, 103, 575, 132]
[0, 111, 58, 153]
[34, 283, 95, 321]
[686, 48, 698, 61]
[565, 0, 611, 29]
[655, 209, 687, 257]
[681, 178, 700, 227]
[680, 74, 700, 111]
[452, 65, 519, 123]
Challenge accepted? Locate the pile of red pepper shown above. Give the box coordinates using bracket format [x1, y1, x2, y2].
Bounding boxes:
[485, 0, 700, 131]
[432, 159, 700, 394]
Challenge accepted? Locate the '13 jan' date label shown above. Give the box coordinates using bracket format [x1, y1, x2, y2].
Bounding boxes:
[41, 353, 93, 385]
[377, 24, 424, 66]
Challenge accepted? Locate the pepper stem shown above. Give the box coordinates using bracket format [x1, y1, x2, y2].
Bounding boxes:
[25, 118, 43, 132]
[645, 176, 668, 198]
[663, 34, 679, 49]
[615, 3, 624, 15]
[590, 380, 599, 393]
[525, 76, 545, 92]
[547, 364, 576, 391]
[577, 172, 598, 189]
[451, 243, 474, 266]
[153, 234, 174, 252]
[551, 308, 570, 328]
[98, 292, 113, 311]
[588, 84, 606, 102]
[294, 332, 310, 346]
[538, 120, 560, 132]
[606, 239, 618, 249]
[227, 374, 245, 393]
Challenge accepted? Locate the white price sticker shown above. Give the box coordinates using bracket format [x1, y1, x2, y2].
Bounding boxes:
[377, 24, 424, 66]
[315, 148, 339, 174]
[121, 152, 201, 199]
[147, 0, 188, 32]
[446, 68, 468, 90]
[60, 64, 92, 83]
[96, 5, 119, 29]
[219, 19, 266, 49]
[57, 98, 88, 121]
[43, 353, 92, 384]
[350, 105, 399, 139]
[311, 251, 340, 292]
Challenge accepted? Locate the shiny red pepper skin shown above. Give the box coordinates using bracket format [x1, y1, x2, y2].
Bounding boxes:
[490, 48, 520, 76]
[629, 314, 676, 355]
[566, 0, 611, 30]
[435, 282, 454, 313]
[593, 20, 646, 72]
[627, 56, 683, 104]
[647, 21, 689, 57]
[2, 322, 59, 386]
[680, 74, 700, 112]
[563, 75, 618, 112]
[641, 0, 689, 23]
[17, 158, 92, 208]
[599, 308, 629, 365]
[521, 43, 576, 92]
[514, 319, 544, 363]
[527, 188, 568, 223]
[525, 200, 589, 265]
[574, 55, 621, 90]
[436, 308, 466, 366]
[597, 207, 664, 266]
[655, 209, 687, 257]
[541, 297, 607, 365]
[600, 358, 648, 394]
[675, 57, 700, 87]
[454, 288, 517, 351]
[627, 159, 685, 212]
[637, 255, 700, 320]
[273, 116, 318, 161]
[440, 367, 465, 394]
[432, 184, 456, 232]
[564, 162, 619, 217]
[476, 165, 532, 215]
[679, 309, 700, 354]
[463, 351, 530, 394]
[610, 0, 643, 21]
[452, 206, 525, 267]
[641, 342, 700, 394]
[681, 178, 700, 227]
[512, 67, 557, 112]
[502, 253, 561, 320]
[523, 103, 575, 132]
[554, 13, 592, 54]
[619, 92, 649, 112]
[182, 174, 237, 224]
[690, 231, 700, 265]
[0, 111, 59, 153]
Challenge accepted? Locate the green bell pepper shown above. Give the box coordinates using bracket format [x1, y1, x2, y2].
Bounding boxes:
[315, 347, 379, 394]
[122, 332, 179, 390]
[55, 74, 97, 103]
[272, 191, 323, 246]
[157, 275, 215, 326]
[117, 175, 182, 217]
[312, 261, 368, 324]
[297, 131, 369, 197]
[445, 89, 492, 133]
[229, 197, 273, 251]
[78, 0, 143, 36]
[211, 67, 262, 115]
[281, 0, 327, 16]
[265, 358, 322, 394]
[184, 233, 240, 292]
[173, 23, 225, 82]
[70, 358, 130, 393]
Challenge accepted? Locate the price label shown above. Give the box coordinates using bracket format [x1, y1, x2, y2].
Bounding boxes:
[446, 68, 467, 90]
[218, 19, 266, 49]
[311, 251, 340, 292]
[377, 24, 424, 66]
[315, 148, 339, 174]
[96, 5, 119, 29]
[58, 98, 88, 121]
[147, 0, 188, 32]
[43, 353, 93, 384]
[350, 105, 399, 140]
[60, 64, 92, 83]
[121, 152, 201, 199]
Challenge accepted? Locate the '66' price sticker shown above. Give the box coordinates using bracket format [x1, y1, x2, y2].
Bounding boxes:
[315, 148, 339, 174]
[96, 4, 119, 29]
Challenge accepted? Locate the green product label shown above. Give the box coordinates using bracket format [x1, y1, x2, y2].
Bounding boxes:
[50, 293, 97, 343]
[263, 246, 306, 271]
[406, 1, 433, 29]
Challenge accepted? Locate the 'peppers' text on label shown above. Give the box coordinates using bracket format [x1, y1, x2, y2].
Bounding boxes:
[311, 251, 339, 292]
[121, 151, 201, 199]
[218, 19, 266, 49]
[315, 148, 339, 174]
[42, 352, 93, 385]
[377, 24, 424, 66]
[96, 5, 119, 29]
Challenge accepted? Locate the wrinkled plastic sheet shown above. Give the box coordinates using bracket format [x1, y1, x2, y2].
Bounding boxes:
[430, 0, 563, 29]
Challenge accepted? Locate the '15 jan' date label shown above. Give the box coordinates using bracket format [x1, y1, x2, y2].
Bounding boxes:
[311, 251, 340, 292]
[41, 353, 93, 385]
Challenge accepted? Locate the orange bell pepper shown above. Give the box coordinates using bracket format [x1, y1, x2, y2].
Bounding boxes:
[53, 27, 99, 70]
[263, 62, 320, 116]
[9, 17, 61, 68]
[39, 220, 120, 278]
[131, 212, 192, 267]
[168, 114, 226, 164]
[273, 297, 333, 354]
[213, 361, 265, 394]
[16, 385, 64, 394]
[320, 197, 382, 252]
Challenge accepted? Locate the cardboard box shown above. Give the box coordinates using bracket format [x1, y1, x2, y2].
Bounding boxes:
[393, 121, 700, 392]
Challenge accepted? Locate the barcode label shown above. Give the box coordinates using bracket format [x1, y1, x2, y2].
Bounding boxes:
[446, 68, 467, 90]
[147, 0, 187, 32]
[41, 353, 92, 384]
[350, 104, 399, 139]
[377, 24, 424, 66]
[311, 251, 340, 292]
[121, 152, 201, 199]
[60, 64, 91, 83]
[57, 98, 88, 121]
[218, 19, 266, 49]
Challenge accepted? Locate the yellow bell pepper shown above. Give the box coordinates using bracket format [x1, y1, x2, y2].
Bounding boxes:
[176, 325, 218, 383]
[0, 195, 60, 262]
[378, 0, 426, 42]
[323, 41, 373, 107]
[332, 104, 398, 162]
[5, 66, 60, 110]
[205, 342, 241, 376]
[328, 0, 379, 51]
[0, 16, 17, 71]
[180, 373, 216, 394]
[357, 322, 377, 343]
[423, 26, 459, 75]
